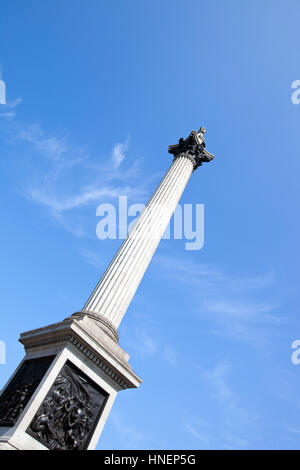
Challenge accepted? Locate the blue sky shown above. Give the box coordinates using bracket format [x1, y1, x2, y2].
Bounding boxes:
[0, 0, 300, 449]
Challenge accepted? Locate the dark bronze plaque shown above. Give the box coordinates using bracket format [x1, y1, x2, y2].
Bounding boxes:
[27, 360, 109, 450]
[0, 356, 55, 427]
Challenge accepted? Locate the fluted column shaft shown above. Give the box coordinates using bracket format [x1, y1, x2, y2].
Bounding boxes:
[83, 155, 194, 329]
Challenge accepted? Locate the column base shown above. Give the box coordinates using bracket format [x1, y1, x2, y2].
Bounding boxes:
[0, 314, 141, 450]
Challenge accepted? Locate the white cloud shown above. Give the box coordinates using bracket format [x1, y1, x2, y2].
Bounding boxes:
[204, 299, 276, 318]
[1, 121, 170, 253]
[121, 324, 182, 367]
[1, 122, 155, 242]
[0, 112, 15, 118]
[16, 123, 69, 161]
[0, 96, 22, 118]
[29, 185, 129, 212]
[111, 138, 129, 169]
[154, 255, 274, 294]
[78, 248, 106, 270]
[110, 412, 147, 449]
[184, 423, 211, 445]
[5, 97, 22, 109]
[286, 426, 300, 436]
[163, 346, 177, 366]
[200, 359, 234, 405]
[153, 254, 281, 348]
[127, 328, 158, 358]
[194, 359, 261, 449]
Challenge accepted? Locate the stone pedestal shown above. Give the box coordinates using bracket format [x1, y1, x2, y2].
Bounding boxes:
[0, 313, 141, 450]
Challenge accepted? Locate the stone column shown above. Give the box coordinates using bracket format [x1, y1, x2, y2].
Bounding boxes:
[83, 156, 193, 329]
[0, 128, 214, 450]
[82, 128, 214, 336]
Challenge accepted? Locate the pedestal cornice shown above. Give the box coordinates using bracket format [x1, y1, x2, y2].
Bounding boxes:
[18, 316, 141, 390]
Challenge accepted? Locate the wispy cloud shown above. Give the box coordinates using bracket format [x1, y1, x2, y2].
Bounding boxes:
[124, 328, 158, 358]
[78, 248, 106, 270]
[1, 122, 156, 239]
[163, 346, 177, 366]
[200, 359, 234, 404]
[110, 412, 147, 449]
[155, 255, 274, 293]
[285, 426, 300, 437]
[5, 97, 22, 109]
[28, 185, 133, 213]
[184, 423, 211, 445]
[112, 138, 129, 169]
[183, 359, 261, 449]
[0, 96, 22, 118]
[0, 111, 15, 118]
[204, 299, 276, 318]
[284, 426, 300, 444]
[154, 255, 281, 347]
[120, 323, 181, 368]
[16, 123, 69, 161]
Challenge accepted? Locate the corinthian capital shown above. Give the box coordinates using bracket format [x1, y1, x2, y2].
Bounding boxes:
[168, 127, 215, 170]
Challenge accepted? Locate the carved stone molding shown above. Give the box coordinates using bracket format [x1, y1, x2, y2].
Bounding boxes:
[72, 310, 119, 343]
[22, 333, 128, 389]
